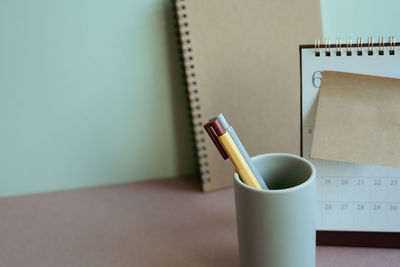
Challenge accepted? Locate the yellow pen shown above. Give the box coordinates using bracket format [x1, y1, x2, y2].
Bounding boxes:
[204, 118, 262, 189]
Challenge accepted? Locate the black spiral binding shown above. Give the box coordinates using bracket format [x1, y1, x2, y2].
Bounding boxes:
[314, 36, 396, 57]
[174, 0, 210, 184]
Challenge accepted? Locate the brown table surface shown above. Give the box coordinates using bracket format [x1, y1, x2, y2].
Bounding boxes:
[0, 176, 399, 267]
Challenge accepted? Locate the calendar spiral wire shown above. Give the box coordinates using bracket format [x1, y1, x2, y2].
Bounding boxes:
[314, 36, 397, 57]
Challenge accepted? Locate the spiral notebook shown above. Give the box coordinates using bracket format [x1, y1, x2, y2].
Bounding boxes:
[174, 0, 321, 191]
[300, 38, 400, 247]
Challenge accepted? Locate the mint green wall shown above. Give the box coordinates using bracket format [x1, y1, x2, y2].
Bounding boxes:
[1, 0, 399, 196]
[0, 0, 196, 196]
[321, 0, 400, 41]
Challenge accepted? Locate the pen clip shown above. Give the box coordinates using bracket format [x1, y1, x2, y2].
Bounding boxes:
[204, 119, 229, 160]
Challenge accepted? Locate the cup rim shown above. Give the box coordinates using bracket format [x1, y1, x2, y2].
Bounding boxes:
[233, 153, 316, 194]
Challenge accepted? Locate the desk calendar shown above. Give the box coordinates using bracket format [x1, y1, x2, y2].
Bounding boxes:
[300, 38, 400, 247]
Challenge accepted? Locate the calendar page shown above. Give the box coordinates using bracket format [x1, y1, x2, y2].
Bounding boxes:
[301, 45, 400, 232]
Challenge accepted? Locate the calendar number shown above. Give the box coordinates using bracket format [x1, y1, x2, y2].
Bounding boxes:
[373, 179, 382, 186]
[312, 71, 322, 88]
[340, 179, 349, 185]
[373, 204, 381, 211]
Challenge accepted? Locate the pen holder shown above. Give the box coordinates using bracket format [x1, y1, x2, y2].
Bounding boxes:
[234, 153, 316, 267]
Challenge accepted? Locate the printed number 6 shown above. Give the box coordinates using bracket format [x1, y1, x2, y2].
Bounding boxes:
[312, 71, 322, 88]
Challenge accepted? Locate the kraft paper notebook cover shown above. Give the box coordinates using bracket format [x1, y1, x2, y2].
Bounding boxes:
[174, 0, 322, 191]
